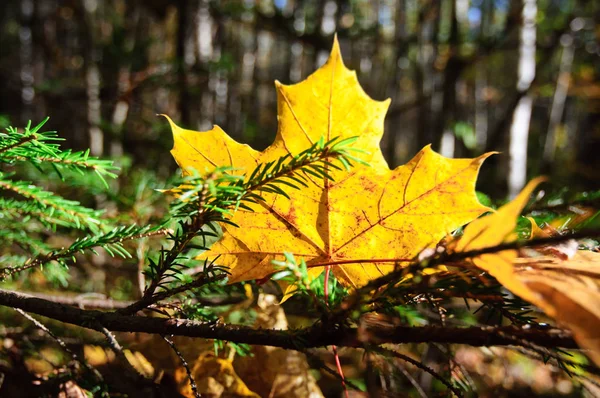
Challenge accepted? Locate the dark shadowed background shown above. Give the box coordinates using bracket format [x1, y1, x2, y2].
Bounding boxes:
[0, 0, 598, 197]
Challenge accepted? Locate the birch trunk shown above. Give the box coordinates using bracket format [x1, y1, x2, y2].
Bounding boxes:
[508, 0, 537, 198]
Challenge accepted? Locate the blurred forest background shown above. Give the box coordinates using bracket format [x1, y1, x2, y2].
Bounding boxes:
[1, 0, 599, 198]
[1, 1, 600, 397]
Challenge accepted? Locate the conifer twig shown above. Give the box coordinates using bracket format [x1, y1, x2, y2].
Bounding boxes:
[0, 135, 35, 154]
[118, 273, 227, 315]
[0, 225, 169, 279]
[336, 229, 600, 319]
[163, 336, 201, 398]
[97, 326, 150, 383]
[13, 308, 107, 394]
[371, 345, 463, 398]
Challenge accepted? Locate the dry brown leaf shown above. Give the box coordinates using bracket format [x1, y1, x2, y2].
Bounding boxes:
[233, 294, 324, 398]
[181, 352, 259, 398]
[57, 380, 89, 398]
[455, 178, 600, 365]
[515, 251, 600, 366]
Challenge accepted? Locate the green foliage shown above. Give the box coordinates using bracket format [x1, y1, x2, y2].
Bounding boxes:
[0, 118, 116, 234]
[0, 121, 172, 286]
[272, 253, 347, 308]
[0, 118, 117, 186]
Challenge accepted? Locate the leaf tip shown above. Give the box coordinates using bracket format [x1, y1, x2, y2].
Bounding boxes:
[332, 32, 340, 50]
[159, 114, 178, 133]
[329, 34, 343, 65]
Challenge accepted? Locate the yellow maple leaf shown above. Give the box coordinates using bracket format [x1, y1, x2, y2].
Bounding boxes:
[455, 178, 600, 365]
[166, 37, 491, 287]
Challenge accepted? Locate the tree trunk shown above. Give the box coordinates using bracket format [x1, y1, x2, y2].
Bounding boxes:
[508, 0, 537, 198]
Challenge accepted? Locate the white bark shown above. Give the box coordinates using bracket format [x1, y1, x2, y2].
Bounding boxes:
[544, 34, 574, 162]
[508, 0, 537, 198]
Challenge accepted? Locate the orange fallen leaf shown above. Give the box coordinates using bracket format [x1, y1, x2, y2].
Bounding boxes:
[515, 251, 600, 365]
[454, 177, 547, 303]
[166, 37, 491, 287]
[455, 178, 600, 365]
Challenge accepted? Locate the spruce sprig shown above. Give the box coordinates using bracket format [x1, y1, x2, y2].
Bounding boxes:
[0, 172, 105, 231]
[0, 225, 169, 280]
[171, 135, 366, 220]
[0, 119, 133, 281]
[0, 118, 118, 187]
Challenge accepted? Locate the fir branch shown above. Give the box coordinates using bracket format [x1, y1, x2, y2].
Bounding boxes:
[0, 118, 48, 153]
[239, 135, 366, 200]
[336, 229, 600, 320]
[0, 173, 105, 231]
[145, 171, 231, 300]
[140, 137, 363, 314]
[2, 150, 117, 187]
[0, 197, 96, 230]
[0, 119, 118, 187]
[140, 223, 218, 302]
[0, 225, 169, 280]
[171, 135, 365, 219]
[0, 134, 36, 154]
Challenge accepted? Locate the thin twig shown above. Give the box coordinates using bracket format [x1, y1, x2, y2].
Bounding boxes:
[324, 265, 349, 398]
[304, 349, 362, 391]
[13, 308, 107, 392]
[118, 273, 227, 315]
[398, 365, 428, 398]
[372, 346, 463, 398]
[434, 343, 477, 394]
[163, 335, 201, 398]
[97, 326, 150, 383]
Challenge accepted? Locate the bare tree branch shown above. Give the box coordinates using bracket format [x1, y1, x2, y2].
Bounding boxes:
[0, 288, 579, 351]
